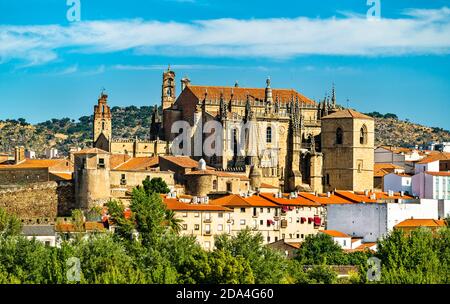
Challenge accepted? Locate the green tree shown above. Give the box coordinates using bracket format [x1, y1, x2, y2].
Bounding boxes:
[215, 229, 287, 284]
[207, 250, 255, 284]
[307, 265, 338, 284]
[0, 208, 22, 238]
[295, 233, 347, 265]
[376, 228, 442, 283]
[142, 177, 170, 194]
[164, 209, 183, 234]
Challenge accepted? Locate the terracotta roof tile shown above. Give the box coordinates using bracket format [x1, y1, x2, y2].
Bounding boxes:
[186, 85, 316, 106]
[322, 109, 373, 120]
[259, 193, 322, 207]
[74, 148, 109, 155]
[0, 159, 71, 170]
[320, 230, 351, 238]
[417, 152, 450, 164]
[113, 157, 159, 171]
[425, 171, 450, 177]
[395, 219, 447, 228]
[160, 156, 214, 169]
[164, 198, 231, 211]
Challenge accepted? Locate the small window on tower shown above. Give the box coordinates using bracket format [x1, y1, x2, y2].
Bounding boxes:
[102, 121, 105, 130]
[336, 128, 343, 144]
[98, 158, 105, 169]
[360, 125, 368, 145]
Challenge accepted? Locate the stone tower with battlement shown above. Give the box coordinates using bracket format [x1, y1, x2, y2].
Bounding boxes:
[93, 92, 112, 152]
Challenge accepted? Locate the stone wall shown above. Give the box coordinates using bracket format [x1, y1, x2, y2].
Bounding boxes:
[0, 181, 75, 219]
[0, 168, 50, 185]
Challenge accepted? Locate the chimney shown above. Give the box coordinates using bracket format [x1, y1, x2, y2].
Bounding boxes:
[327, 192, 331, 198]
[364, 190, 369, 196]
[14, 146, 25, 164]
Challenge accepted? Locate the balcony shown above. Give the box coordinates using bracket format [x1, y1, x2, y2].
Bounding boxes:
[280, 220, 288, 229]
[203, 218, 212, 223]
[274, 216, 280, 221]
[204, 231, 212, 236]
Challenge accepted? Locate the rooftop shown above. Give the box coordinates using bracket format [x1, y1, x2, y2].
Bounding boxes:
[320, 230, 351, 238]
[113, 157, 159, 171]
[321, 109, 373, 120]
[394, 219, 447, 228]
[186, 85, 316, 106]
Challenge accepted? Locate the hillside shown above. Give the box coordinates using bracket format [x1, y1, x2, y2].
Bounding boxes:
[1, 108, 449, 156]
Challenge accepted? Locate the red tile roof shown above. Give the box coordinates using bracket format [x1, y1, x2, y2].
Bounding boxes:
[74, 148, 109, 155]
[299, 192, 353, 205]
[322, 109, 373, 120]
[160, 156, 214, 169]
[113, 157, 159, 171]
[425, 171, 450, 177]
[186, 85, 316, 106]
[259, 193, 322, 207]
[164, 198, 231, 212]
[320, 230, 351, 238]
[395, 219, 447, 228]
[417, 152, 450, 164]
[211, 194, 279, 208]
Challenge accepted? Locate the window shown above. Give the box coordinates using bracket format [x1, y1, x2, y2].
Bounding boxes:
[260, 220, 263, 225]
[102, 121, 105, 130]
[326, 174, 330, 186]
[218, 224, 223, 231]
[205, 224, 211, 233]
[98, 158, 105, 169]
[212, 180, 218, 191]
[194, 224, 200, 231]
[260, 208, 264, 213]
[360, 125, 368, 145]
[218, 212, 223, 218]
[240, 208, 246, 213]
[204, 241, 211, 249]
[267, 236, 271, 243]
[120, 174, 126, 185]
[182, 224, 188, 230]
[226, 182, 232, 192]
[194, 212, 199, 218]
[336, 127, 343, 144]
[266, 127, 272, 143]
[205, 212, 211, 220]
[296, 234, 300, 239]
[182, 212, 188, 217]
[240, 219, 246, 225]
[267, 208, 270, 213]
[275, 237, 278, 242]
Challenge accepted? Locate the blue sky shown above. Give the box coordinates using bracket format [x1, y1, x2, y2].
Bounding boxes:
[0, 0, 449, 129]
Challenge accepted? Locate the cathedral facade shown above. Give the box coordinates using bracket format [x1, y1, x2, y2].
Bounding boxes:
[93, 66, 374, 194]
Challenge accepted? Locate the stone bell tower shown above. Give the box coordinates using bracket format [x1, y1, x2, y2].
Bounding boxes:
[93, 91, 112, 152]
[162, 66, 176, 111]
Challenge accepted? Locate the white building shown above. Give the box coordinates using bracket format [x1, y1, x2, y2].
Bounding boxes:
[384, 173, 413, 194]
[326, 199, 439, 242]
[45, 148, 59, 159]
[375, 146, 423, 174]
[412, 171, 450, 200]
[320, 230, 352, 250]
[22, 225, 57, 247]
[25, 150, 36, 159]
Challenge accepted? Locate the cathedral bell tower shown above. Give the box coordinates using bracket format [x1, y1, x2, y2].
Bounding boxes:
[93, 91, 112, 152]
[162, 66, 176, 111]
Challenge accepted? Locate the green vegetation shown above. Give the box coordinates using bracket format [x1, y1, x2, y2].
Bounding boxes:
[0, 180, 449, 284]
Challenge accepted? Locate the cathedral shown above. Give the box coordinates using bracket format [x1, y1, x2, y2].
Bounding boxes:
[93, 66, 374, 194]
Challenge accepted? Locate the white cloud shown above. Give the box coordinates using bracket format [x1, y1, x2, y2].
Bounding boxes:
[1, 7, 450, 66]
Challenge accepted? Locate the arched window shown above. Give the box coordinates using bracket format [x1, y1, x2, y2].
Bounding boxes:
[336, 128, 343, 145]
[360, 125, 368, 145]
[266, 127, 272, 143]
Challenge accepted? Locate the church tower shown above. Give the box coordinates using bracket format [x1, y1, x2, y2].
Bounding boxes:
[162, 66, 176, 111]
[93, 92, 112, 152]
[321, 109, 374, 192]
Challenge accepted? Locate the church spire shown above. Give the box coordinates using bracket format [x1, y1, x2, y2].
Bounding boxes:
[331, 83, 336, 109]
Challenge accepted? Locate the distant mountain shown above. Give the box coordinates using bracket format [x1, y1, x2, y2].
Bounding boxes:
[1, 107, 449, 156]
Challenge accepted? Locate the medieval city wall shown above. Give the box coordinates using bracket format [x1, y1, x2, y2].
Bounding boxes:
[0, 181, 75, 219]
